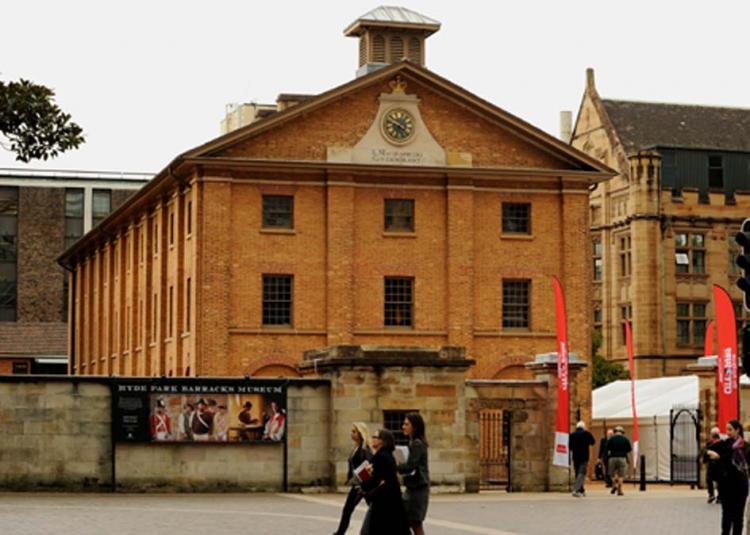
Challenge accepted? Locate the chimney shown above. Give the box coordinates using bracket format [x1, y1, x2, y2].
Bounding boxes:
[559, 111, 572, 143]
[344, 7, 441, 77]
[586, 68, 596, 92]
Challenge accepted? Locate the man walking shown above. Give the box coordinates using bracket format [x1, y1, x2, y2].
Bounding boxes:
[598, 429, 614, 487]
[702, 427, 722, 504]
[570, 421, 596, 497]
[606, 426, 632, 496]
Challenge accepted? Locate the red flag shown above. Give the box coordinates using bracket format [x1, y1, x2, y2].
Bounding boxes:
[704, 320, 715, 357]
[625, 320, 639, 468]
[714, 285, 739, 430]
[552, 277, 570, 467]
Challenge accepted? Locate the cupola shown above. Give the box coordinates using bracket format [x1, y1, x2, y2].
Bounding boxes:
[344, 6, 441, 77]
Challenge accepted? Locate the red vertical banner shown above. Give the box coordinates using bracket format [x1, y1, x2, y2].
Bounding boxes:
[625, 320, 639, 468]
[714, 285, 739, 430]
[704, 320, 715, 357]
[552, 277, 570, 467]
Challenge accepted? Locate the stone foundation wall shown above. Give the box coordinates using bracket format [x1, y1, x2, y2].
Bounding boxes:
[0, 377, 329, 491]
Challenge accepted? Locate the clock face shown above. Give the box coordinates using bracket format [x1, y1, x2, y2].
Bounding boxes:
[382, 108, 415, 144]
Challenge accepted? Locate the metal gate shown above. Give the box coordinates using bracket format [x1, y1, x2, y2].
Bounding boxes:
[479, 409, 511, 490]
[670, 407, 701, 486]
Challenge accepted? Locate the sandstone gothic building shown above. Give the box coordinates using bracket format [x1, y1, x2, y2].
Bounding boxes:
[572, 69, 750, 377]
[60, 6, 611, 416]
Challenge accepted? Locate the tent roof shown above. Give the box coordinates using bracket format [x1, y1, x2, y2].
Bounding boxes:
[592, 375, 698, 419]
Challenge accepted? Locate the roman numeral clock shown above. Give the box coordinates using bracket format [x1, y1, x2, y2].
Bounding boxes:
[382, 108, 415, 145]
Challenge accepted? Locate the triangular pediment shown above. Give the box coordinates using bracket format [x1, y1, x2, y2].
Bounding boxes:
[184, 62, 613, 174]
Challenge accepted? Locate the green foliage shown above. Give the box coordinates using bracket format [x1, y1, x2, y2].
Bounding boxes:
[591, 329, 629, 389]
[0, 79, 84, 162]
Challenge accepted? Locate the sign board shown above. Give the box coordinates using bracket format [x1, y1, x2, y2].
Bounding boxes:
[112, 379, 287, 444]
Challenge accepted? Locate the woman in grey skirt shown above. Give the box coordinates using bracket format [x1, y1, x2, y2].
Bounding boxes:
[398, 413, 430, 535]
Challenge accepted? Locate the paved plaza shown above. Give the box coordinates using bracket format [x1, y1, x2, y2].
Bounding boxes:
[0, 484, 723, 534]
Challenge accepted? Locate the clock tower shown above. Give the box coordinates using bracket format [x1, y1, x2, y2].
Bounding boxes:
[344, 6, 441, 77]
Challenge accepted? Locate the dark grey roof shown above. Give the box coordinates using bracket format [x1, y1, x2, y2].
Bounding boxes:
[602, 99, 750, 153]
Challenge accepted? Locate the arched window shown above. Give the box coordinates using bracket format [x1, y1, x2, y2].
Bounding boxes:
[390, 36, 404, 63]
[372, 34, 385, 63]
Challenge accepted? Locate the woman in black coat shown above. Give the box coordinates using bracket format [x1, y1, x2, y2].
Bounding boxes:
[707, 419, 750, 535]
[359, 429, 410, 535]
[398, 413, 430, 535]
[333, 422, 373, 535]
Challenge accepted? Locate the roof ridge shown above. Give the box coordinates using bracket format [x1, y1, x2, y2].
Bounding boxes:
[603, 98, 750, 112]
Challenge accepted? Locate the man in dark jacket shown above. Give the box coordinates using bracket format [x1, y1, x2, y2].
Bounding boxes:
[702, 427, 722, 503]
[598, 429, 614, 487]
[606, 426, 632, 496]
[569, 421, 596, 497]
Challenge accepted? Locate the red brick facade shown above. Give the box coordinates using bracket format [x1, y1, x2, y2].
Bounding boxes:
[63, 62, 611, 421]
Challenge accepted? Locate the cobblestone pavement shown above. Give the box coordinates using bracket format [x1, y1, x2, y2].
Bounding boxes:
[0, 485, 722, 534]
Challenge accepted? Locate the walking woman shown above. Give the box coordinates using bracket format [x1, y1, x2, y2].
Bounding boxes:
[707, 419, 750, 535]
[333, 422, 372, 535]
[359, 429, 409, 535]
[398, 413, 430, 535]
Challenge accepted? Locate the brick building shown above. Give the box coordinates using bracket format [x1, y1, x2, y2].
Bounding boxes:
[0, 168, 149, 374]
[60, 6, 611, 422]
[571, 69, 750, 377]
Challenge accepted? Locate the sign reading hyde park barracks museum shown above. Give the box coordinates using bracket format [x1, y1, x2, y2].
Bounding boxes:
[113, 379, 287, 444]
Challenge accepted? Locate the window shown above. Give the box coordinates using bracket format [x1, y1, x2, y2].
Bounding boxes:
[262, 275, 293, 326]
[502, 203, 531, 234]
[675, 233, 705, 274]
[0, 187, 18, 322]
[618, 235, 631, 277]
[168, 286, 173, 337]
[169, 212, 175, 245]
[384, 199, 414, 232]
[389, 36, 404, 63]
[187, 201, 192, 235]
[64, 188, 84, 250]
[384, 277, 413, 327]
[407, 37, 420, 62]
[593, 238, 602, 281]
[262, 195, 294, 229]
[384, 410, 415, 446]
[92, 189, 112, 227]
[153, 220, 159, 255]
[152, 294, 157, 343]
[620, 304, 632, 345]
[676, 302, 707, 346]
[12, 362, 29, 374]
[185, 277, 191, 332]
[372, 34, 385, 63]
[593, 305, 602, 335]
[709, 155, 724, 189]
[502, 280, 530, 329]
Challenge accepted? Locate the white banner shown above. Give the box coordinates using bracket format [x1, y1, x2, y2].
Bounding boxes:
[553, 431, 569, 467]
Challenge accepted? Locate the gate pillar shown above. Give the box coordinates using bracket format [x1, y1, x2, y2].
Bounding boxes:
[526, 352, 588, 491]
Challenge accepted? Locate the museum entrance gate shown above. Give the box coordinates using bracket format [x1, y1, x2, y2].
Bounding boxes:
[479, 409, 511, 490]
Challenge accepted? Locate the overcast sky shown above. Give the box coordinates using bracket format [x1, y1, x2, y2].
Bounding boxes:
[2, 0, 748, 174]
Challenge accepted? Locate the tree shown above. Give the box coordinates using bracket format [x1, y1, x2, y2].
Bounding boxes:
[591, 329, 629, 389]
[0, 79, 84, 162]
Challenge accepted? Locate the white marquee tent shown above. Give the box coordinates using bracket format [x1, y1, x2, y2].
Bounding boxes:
[592, 375, 699, 481]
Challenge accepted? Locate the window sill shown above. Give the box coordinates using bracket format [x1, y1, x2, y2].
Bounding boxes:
[500, 233, 534, 240]
[186, 234, 192, 241]
[135, 346, 143, 353]
[383, 231, 416, 238]
[676, 273, 709, 280]
[122, 351, 130, 357]
[260, 228, 296, 235]
[164, 337, 173, 344]
[474, 330, 554, 338]
[149, 342, 157, 348]
[181, 332, 191, 339]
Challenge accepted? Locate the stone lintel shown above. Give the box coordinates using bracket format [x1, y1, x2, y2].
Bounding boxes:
[524, 352, 587, 372]
[298, 344, 474, 371]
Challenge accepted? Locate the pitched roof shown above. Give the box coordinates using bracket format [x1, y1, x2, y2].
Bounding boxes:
[187, 61, 613, 173]
[0, 322, 67, 357]
[344, 6, 441, 36]
[602, 99, 750, 153]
